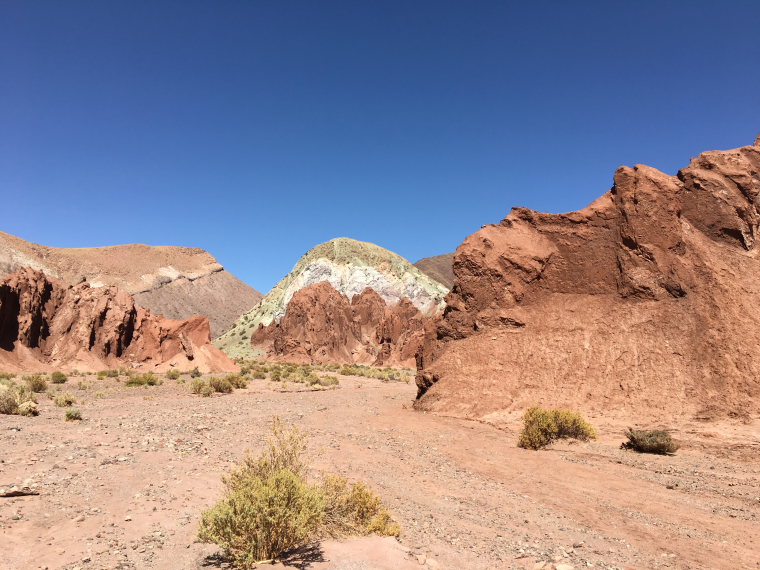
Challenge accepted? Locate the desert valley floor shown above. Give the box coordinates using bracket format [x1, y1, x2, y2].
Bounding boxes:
[1, 372, 757, 570]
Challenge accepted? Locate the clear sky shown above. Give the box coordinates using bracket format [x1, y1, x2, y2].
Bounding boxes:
[2, 1, 758, 292]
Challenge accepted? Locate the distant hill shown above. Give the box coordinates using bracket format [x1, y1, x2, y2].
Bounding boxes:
[215, 237, 449, 359]
[414, 253, 455, 289]
[0, 231, 262, 336]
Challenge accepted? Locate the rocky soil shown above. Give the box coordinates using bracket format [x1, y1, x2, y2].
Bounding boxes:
[1, 374, 757, 570]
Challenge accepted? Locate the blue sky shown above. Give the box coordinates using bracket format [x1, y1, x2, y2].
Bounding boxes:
[2, 1, 758, 292]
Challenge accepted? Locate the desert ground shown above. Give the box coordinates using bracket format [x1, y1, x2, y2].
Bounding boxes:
[1, 371, 758, 570]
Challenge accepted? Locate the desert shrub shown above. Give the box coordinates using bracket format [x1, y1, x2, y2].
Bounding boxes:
[225, 374, 248, 389]
[0, 382, 38, 416]
[77, 380, 93, 390]
[23, 374, 48, 393]
[270, 368, 282, 382]
[97, 369, 120, 379]
[125, 372, 161, 387]
[251, 369, 266, 380]
[199, 469, 325, 566]
[190, 377, 207, 394]
[198, 419, 399, 567]
[319, 474, 399, 537]
[166, 369, 181, 380]
[316, 375, 339, 388]
[622, 428, 680, 454]
[200, 384, 214, 397]
[190, 367, 202, 378]
[210, 377, 234, 394]
[54, 393, 76, 407]
[51, 371, 68, 384]
[0, 372, 16, 380]
[65, 408, 82, 421]
[518, 406, 597, 450]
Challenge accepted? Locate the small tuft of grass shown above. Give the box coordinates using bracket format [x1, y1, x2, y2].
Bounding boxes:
[65, 408, 82, 421]
[517, 406, 596, 450]
[622, 428, 680, 454]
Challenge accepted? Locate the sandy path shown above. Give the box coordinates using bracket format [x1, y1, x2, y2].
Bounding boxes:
[1, 376, 758, 569]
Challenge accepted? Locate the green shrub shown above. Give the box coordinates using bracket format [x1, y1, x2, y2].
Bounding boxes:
[65, 408, 82, 421]
[190, 367, 202, 378]
[54, 393, 76, 407]
[210, 377, 233, 394]
[125, 372, 161, 387]
[270, 368, 282, 382]
[97, 369, 119, 379]
[166, 369, 181, 380]
[190, 377, 207, 394]
[225, 374, 248, 389]
[518, 406, 597, 450]
[198, 419, 400, 567]
[199, 469, 325, 566]
[622, 429, 680, 454]
[23, 374, 48, 393]
[51, 371, 68, 384]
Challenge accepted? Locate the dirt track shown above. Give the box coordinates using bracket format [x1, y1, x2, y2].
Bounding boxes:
[1, 375, 758, 570]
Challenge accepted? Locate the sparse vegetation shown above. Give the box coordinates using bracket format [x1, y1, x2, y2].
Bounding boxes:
[65, 408, 83, 421]
[200, 384, 214, 397]
[125, 372, 162, 387]
[166, 369, 181, 380]
[622, 428, 680, 454]
[97, 369, 120, 379]
[190, 367, 202, 378]
[23, 374, 48, 393]
[198, 418, 399, 566]
[224, 373, 248, 389]
[51, 371, 68, 384]
[54, 393, 76, 407]
[190, 377, 207, 394]
[518, 406, 597, 450]
[210, 377, 234, 394]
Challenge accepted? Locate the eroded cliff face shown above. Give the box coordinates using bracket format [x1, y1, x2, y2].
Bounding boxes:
[251, 281, 435, 367]
[0, 233, 262, 336]
[416, 137, 760, 420]
[216, 237, 448, 358]
[0, 268, 238, 373]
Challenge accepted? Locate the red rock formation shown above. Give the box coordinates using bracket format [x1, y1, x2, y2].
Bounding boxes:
[416, 137, 760, 420]
[251, 281, 434, 367]
[0, 268, 238, 373]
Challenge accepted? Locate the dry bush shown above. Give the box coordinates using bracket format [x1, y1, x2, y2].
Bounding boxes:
[51, 371, 68, 384]
[125, 372, 161, 387]
[225, 374, 248, 389]
[319, 474, 399, 537]
[200, 384, 214, 397]
[210, 377, 234, 394]
[190, 367, 202, 378]
[190, 377, 207, 394]
[54, 393, 76, 407]
[199, 419, 400, 567]
[23, 374, 48, 393]
[97, 369, 119, 379]
[316, 375, 339, 388]
[65, 408, 82, 421]
[0, 381, 39, 416]
[166, 369, 181, 380]
[518, 406, 596, 450]
[622, 428, 680, 454]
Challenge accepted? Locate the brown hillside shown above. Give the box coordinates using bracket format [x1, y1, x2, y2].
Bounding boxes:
[414, 253, 455, 289]
[0, 267, 237, 373]
[0, 232, 262, 335]
[416, 136, 760, 420]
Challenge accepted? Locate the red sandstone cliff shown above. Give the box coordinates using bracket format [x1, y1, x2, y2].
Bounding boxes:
[416, 136, 760, 420]
[0, 268, 238, 373]
[251, 281, 434, 367]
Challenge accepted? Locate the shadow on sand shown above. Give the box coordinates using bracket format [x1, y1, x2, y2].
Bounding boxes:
[202, 543, 326, 569]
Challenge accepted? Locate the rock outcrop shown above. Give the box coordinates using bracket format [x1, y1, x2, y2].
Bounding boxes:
[414, 253, 455, 289]
[0, 268, 238, 373]
[416, 136, 760, 420]
[250, 281, 434, 367]
[216, 238, 449, 358]
[0, 232, 262, 336]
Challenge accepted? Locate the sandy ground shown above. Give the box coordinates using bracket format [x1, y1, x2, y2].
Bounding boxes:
[1, 374, 758, 570]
